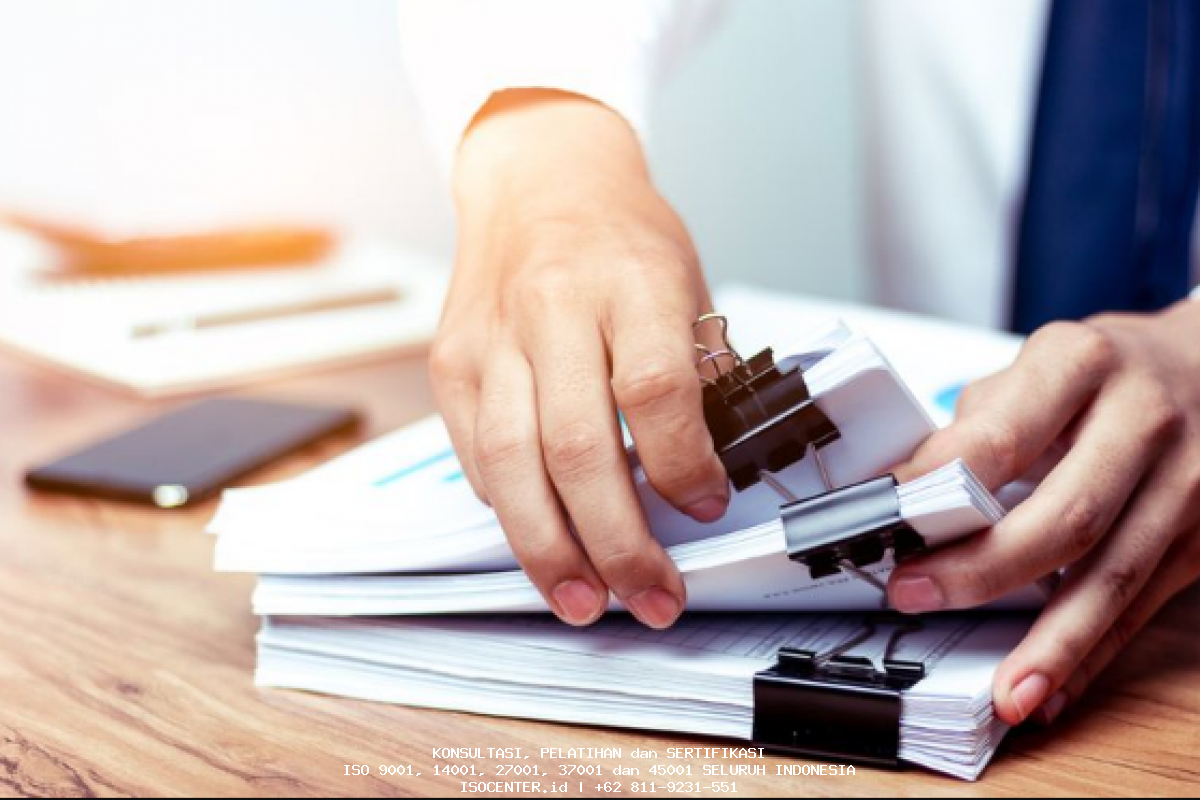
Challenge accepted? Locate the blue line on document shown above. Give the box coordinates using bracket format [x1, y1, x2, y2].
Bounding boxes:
[374, 448, 456, 487]
[934, 382, 966, 415]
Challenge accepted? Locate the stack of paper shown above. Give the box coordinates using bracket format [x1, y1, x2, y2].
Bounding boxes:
[213, 321, 936, 577]
[245, 458, 1026, 616]
[256, 612, 1031, 781]
[213, 302, 1042, 780]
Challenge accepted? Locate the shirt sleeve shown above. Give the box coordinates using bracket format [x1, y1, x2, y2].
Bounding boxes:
[396, 0, 722, 174]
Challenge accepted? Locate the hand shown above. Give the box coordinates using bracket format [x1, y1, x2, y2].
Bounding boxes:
[431, 90, 729, 629]
[887, 302, 1200, 726]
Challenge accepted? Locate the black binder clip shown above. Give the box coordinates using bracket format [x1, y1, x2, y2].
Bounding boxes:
[694, 314, 840, 492]
[780, 474, 926, 584]
[753, 617, 926, 767]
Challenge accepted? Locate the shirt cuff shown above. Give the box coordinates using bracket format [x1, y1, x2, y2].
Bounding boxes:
[397, 0, 701, 175]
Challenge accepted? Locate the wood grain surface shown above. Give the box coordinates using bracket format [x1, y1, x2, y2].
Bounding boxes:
[2, 351, 1198, 797]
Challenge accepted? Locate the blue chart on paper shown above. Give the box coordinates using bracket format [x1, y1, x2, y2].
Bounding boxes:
[933, 382, 966, 417]
[374, 448, 464, 487]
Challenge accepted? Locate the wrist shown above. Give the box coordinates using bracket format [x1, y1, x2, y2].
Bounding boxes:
[452, 89, 655, 226]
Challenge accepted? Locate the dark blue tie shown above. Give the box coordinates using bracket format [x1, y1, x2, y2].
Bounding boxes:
[1012, 0, 1200, 335]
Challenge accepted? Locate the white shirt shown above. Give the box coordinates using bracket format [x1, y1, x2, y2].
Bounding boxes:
[397, 0, 1200, 328]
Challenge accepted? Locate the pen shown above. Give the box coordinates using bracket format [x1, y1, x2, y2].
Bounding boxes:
[129, 286, 403, 338]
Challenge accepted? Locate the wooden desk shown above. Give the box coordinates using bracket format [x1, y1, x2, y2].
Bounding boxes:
[2, 351, 1198, 797]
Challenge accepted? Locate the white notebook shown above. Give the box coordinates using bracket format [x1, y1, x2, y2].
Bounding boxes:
[0, 231, 448, 396]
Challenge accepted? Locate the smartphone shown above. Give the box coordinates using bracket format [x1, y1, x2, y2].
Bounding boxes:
[26, 396, 360, 508]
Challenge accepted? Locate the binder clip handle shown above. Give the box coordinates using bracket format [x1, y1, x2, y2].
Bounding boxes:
[694, 314, 841, 492]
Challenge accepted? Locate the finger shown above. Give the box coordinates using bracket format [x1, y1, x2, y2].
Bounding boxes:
[990, 453, 1195, 726]
[429, 333, 487, 500]
[1048, 533, 1200, 724]
[609, 279, 728, 521]
[525, 307, 687, 629]
[473, 345, 607, 626]
[889, 377, 1175, 612]
[893, 321, 1117, 488]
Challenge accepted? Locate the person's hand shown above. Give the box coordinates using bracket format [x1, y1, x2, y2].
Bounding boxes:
[431, 90, 729, 629]
[887, 302, 1200, 726]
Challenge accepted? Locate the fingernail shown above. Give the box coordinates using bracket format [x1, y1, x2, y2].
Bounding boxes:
[552, 580, 602, 625]
[683, 495, 728, 523]
[1011, 673, 1051, 722]
[890, 576, 945, 613]
[626, 586, 682, 629]
[1034, 690, 1069, 726]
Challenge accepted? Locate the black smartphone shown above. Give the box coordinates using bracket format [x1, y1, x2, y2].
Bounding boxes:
[25, 396, 360, 507]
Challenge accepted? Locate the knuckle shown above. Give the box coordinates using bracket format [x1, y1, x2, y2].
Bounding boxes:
[544, 420, 611, 482]
[1070, 322, 1119, 373]
[649, 455, 719, 500]
[514, 262, 579, 313]
[1051, 629, 1091, 671]
[428, 335, 474, 385]
[511, 535, 568, 583]
[474, 424, 528, 472]
[972, 419, 1024, 480]
[949, 561, 998, 606]
[1028, 319, 1078, 351]
[1031, 320, 1118, 377]
[613, 360, 693, 414]
[1133, 379, 1185, 442]
[592, 546, 656, 588]
[1058, 492, 1108, 556]
[614, 245, 687, 283]
[1100, 564, 1144, 608]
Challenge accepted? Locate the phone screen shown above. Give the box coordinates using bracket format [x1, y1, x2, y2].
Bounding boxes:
[26, 396, 359, 507]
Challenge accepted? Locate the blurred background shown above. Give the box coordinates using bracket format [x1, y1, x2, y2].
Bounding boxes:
[0, 0, 865, 299]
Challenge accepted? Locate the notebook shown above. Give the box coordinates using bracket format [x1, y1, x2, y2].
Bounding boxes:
[0, 229, 448, 396]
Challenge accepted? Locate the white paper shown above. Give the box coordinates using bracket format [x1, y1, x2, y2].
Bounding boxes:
[256, 612, 1032, 781]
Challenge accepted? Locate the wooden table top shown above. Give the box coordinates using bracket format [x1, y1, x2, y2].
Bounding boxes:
[3, 350, 1198, 798]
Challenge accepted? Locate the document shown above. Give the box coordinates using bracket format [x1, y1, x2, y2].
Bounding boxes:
[212, 289, 1046, 780]
[247, 459, 1042, 615]
[213, 321, 939, 576]
[256, 611, 1032, 781]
